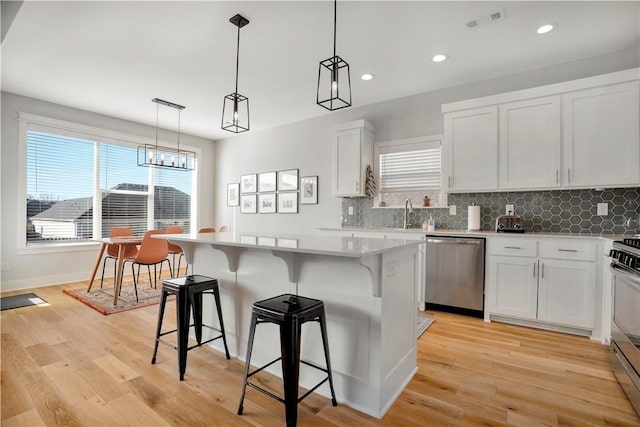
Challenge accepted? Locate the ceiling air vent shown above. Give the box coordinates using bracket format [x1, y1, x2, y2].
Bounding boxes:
[466, 9, 507, 30]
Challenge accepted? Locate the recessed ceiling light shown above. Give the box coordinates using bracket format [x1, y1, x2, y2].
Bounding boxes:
[432, 54, 448, 63]
[536, 23, 555, 34]
[361, 73, 375, 81]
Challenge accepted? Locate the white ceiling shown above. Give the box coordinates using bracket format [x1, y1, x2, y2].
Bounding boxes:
[2, 1, 639, 141]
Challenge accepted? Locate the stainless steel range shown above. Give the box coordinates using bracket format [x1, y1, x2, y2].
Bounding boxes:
[610, 237, 640, 416]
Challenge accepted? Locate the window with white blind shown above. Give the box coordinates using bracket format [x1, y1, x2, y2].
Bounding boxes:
[21, 113, 197, 249]
[373, 135, 443, 208]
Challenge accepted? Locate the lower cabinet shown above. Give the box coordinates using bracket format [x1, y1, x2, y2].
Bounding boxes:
[487, 237, 596, 331]
[537, 258, 595, 329]
[490, 256, 538, 320]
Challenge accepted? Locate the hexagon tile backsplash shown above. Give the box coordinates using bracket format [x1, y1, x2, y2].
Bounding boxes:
[341, 188, 640, 235]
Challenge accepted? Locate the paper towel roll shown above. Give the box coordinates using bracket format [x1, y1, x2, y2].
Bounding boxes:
[468, 205, 481, 231]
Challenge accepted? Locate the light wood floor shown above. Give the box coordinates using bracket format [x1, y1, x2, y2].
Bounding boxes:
[2, 281, 639, 427]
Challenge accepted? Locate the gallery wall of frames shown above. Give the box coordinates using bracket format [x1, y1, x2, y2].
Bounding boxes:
[227, 169, 318, 214]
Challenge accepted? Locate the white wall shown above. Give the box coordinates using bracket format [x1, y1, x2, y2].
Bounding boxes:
[0, 92, 216, 291]
[214, 48, 640, 233]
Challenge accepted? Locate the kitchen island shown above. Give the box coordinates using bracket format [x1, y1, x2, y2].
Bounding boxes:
[154, 231, 421, 418]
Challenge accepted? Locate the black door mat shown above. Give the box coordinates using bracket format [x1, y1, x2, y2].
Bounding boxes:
[0, 293, 47, 311]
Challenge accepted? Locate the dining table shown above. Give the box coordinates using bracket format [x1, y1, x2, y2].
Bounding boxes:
[87, 236, 142, 305]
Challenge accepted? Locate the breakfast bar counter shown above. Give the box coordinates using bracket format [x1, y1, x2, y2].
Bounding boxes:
[154, 231, 421, 418]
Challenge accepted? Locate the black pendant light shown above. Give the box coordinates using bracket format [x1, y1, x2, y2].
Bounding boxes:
[137, 98, 195, 171]
[317, 0, 351, 111]
[222, 14, 250, 133]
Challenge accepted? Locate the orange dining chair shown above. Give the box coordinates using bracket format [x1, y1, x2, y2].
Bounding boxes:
[166, 225, 185, 277]
[218, 225, 229, 232]
[199, 227, 215, 233]
[128, 230, 170, 302]
[100, 227, 138, 289]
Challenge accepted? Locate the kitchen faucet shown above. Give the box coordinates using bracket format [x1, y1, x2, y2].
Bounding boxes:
[403, 199, 414, 229]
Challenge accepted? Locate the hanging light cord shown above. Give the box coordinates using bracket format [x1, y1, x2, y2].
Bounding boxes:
[177, 109, 181, 153]
[235, 22, 241, 96]
[333, 0, 337, 59]
[155, 102, 159, 149]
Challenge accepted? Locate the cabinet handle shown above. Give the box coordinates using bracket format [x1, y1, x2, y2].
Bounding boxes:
[558, 249, 577, 253]
[533, 262, 536, 278]
[448, 176, 452, 187]
[355, 182, 360, 192]
[504, 246, 522, 249]
[555, 169, 559, 184]
[541, 263, 544, 279]
[567, 168, 571, 183]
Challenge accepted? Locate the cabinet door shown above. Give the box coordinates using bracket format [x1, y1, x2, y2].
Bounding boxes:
[537, 258, 595, 329]
[488, 256, 538, 320]
[445, 106, 498, 192]
[562, 81, 640, 187]
[499, 96, 561, 189]
[332, 128, 363, 196]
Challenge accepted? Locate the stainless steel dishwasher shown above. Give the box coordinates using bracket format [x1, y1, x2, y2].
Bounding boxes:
[424, 235, 485, 318]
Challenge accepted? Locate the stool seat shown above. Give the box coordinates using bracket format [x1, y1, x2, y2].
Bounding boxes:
[151, 275, 230, 380]
[238, 293, 337, 427]
[253, 294, 324, 320]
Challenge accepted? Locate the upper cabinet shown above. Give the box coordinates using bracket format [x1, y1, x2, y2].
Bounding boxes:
[499, 96, 561, 190]
[445, 106, 498, 192]
[562, 81, 640, 188]
[331, 120, 374, 197]
[442, 68, 639, 193]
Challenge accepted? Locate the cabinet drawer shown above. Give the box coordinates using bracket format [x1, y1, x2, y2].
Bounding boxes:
[538, 239, 596, 261]
[488, 238, 537, 257]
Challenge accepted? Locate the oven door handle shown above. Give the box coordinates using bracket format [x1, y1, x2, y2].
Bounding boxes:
[611, 264, 640, 287]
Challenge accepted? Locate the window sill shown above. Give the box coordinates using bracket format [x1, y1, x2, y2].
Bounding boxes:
[18, 241, 100, 256]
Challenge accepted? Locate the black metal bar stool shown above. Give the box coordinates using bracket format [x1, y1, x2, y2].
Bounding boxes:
[151, 274, 230, 380]
[237, 294, 337, 427]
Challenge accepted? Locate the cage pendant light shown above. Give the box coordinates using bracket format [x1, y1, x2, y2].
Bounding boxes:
[137, 98, 195, 170]
[317, 0, 352, 111]
[222, 14, 250, 133]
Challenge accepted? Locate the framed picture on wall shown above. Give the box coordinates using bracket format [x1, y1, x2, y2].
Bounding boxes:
[258, 171, 277, 192]
[278, 192, 298, 213]
[300, 176, 318, 204]
[240, 194, 257, 213]
[278, 169, 298, 191]
[240, 174, 257, 193]
[258, 193, 276, 213]
[227, 183, 240, 206]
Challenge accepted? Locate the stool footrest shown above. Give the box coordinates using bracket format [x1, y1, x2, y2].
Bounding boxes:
[246, 356, 332, 405]
[247, 357, 281, 379]
[188, 334, 225, 350]
[247, 382, 285, 404]
[298, 377, 329, 403]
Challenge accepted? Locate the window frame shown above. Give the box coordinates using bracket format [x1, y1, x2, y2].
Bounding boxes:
[17, 112, 200, 255]
[373, 134, 444, 208]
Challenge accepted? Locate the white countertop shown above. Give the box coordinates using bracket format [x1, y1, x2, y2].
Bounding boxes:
[319, 227, 629, 241]
[155, 231, 422, 258]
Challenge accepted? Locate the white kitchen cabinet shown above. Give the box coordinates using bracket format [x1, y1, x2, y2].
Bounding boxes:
[442, 68, 639, 191]
[489, 255, 538, 320]
[487, 237, 597, 331]
[499, 96, 561, 189]
[537, 258, 595, 329]
[444, 106, 498, 192]
[562, 81, 640, 188]
[331, 120, 374, 197]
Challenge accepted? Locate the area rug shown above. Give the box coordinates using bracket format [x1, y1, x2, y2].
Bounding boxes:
[417, 313, 435, 338]
[63, 282, 167, 315]
[0, 293, 48, 311]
